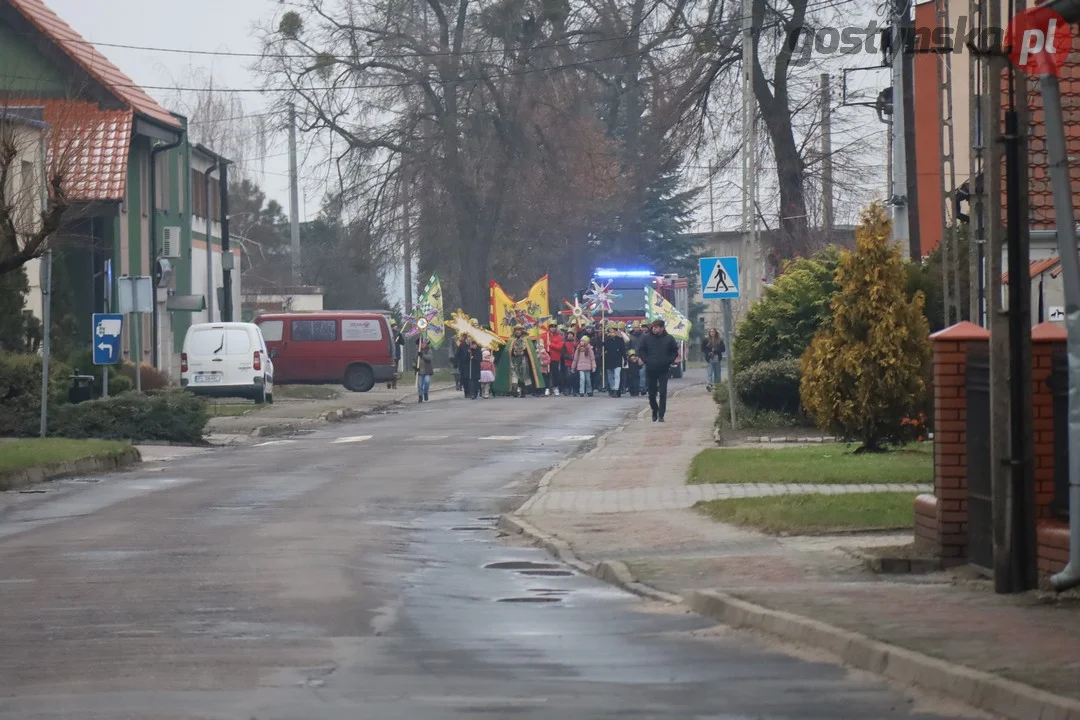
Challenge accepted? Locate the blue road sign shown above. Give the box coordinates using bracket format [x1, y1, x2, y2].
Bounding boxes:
[92, 313, 124, 365]
[699, 256, 740, 299]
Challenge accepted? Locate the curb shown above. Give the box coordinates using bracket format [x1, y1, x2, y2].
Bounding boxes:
[685, 590, 1080, 720]
[0, 446, 142, 491]
[498, 380, 1080, 720]
[503, 509, 1080, 720]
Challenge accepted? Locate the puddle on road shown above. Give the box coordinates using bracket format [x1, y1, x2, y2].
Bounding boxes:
[518, 569, 574, 577]
[496, 596, 562, 603]
[484, 560, 561, 571]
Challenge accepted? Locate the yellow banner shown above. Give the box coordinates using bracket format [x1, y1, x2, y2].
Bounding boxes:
[489, 275, 549, 338]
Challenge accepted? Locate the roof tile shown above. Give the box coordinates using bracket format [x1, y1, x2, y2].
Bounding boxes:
[7, 0, 180, 129]
[40, 99, 131, 201]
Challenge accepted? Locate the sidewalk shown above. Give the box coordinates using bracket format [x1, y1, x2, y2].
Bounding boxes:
[206, 381, 454, 442]
[506, 385, 1080, 719]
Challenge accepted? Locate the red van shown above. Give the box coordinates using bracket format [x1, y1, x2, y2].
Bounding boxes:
[254, 312, 398, 392]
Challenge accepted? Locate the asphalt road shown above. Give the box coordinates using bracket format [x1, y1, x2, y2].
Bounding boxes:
[0, 378, 985, 720]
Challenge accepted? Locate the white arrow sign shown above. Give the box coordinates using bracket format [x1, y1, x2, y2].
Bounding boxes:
[97, 342, 113, 358]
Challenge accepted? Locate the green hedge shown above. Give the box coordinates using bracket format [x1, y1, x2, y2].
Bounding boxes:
[50, 390, 208, 444]
[0, 353, 72, 436]
[734, 357, 803, 413]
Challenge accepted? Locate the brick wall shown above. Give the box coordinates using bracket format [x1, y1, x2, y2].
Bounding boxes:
[919, 321, 1071, 579]
[1032, 322, 1070, 579]
[920, 322, 990, 560]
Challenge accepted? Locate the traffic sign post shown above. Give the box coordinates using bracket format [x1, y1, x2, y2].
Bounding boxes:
[699, 256, 741, 300]
[699, 257, 741, 429]
[93, 314, 123, 365]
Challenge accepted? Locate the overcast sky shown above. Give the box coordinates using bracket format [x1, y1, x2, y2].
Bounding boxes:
[46, 0, 889, 302]
[50, 0, 308, 217]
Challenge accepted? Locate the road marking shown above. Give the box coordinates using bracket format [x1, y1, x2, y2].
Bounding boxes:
[411, 435, 450, 441]
[331, 435, 373, 444]
[557, 435, 595, 442]
[479, 435, 524, 441]
[253, 440, 298, 447]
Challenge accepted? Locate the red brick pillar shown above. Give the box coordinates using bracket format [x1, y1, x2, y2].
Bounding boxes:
[915, 322, 989, 560]
[1031, 322, 1071, 580]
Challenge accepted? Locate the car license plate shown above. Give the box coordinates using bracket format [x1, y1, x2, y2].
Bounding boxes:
[194, 374, 221, 383]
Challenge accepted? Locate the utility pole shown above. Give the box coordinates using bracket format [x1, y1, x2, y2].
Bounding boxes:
[708, 162, 715, 233]
[741, 0, 758, 299]
[969, 0, 987, 326]
[889, 0, 910, 258]
[39, 250, 51, 438]
[402, 163, 413, 315]
[901, 4, 921, 261]
[821, 73, 834, 240]
[288, 102, 302, 287]
[1003, 0, 1037, 591]
[937, 0, 958, 326]
[981, 5, 1013, 592]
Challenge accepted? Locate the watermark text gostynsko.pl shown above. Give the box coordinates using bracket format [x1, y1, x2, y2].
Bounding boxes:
[787, 8, 1071, 74]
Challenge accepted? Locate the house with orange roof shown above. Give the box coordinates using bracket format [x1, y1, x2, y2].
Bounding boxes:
[0, 0, 237, 379]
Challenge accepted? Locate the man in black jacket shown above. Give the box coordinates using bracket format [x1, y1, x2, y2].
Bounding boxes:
[638, 318, 679, 422]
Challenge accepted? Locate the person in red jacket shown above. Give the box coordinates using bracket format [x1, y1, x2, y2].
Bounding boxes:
[547, 322, 564, 396]
[562, 329, 578, 396]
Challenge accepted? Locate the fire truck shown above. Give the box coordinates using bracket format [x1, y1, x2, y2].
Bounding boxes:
[585, 268, 690, 378]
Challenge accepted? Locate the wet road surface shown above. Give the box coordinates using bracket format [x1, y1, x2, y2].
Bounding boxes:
[0, 386, 987, 719]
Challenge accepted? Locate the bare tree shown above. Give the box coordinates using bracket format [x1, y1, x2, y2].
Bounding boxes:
[0, 98, 98, 278]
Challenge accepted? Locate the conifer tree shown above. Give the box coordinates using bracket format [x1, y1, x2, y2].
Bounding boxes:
[800, 203, 931, 451]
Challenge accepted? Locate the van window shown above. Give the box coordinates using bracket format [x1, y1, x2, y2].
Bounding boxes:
[187, 328, 226, 355]
[226, 329, 252, 355]
[259, 320, 283, 342]
[291, 319, 337, 342]
[342, 318, 384, 341]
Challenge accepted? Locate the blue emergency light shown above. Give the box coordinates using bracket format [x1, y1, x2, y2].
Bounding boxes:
[593, 268, 655, 278]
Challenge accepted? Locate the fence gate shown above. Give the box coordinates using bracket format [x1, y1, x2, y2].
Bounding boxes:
[965, 347, 993, 570]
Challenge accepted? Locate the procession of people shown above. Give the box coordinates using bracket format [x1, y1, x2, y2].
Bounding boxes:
[440, 317, 683, 422]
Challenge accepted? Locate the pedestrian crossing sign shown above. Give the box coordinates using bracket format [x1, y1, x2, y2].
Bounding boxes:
[699, 256, 740, 299]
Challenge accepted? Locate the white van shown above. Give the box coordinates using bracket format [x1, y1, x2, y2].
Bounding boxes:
[180, 322, 274, 403]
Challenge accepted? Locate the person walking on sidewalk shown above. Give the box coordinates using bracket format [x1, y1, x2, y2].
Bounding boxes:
[702, 328, 725, 391]
[415, 339, 433, 402]
[639, 318, 679, 422]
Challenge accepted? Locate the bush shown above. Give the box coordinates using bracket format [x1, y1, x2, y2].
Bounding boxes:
[734, 358, 802, 413]
[732, 247, 842, 373]
[800, 203, 932, 451]
[64, 349, 134, 397]
[117, 362, 171, 392]
[0, 353, 72, 436]
[50, 390, 208, 444]
[712, 379, 809, 443]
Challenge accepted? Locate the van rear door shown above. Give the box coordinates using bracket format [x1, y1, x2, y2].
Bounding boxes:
[223, 327, 256, 385]
[186, 326, 228, 387]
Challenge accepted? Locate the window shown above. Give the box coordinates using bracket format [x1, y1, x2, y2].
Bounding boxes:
[155, 155, 170, 212]
[187, 328, 226, 355]
[291, 319, 337, 342]
[208, 177, 221, 219]
[19, 160, 34, 228]
[225, 329, 252, 355]
[191, 169, 205, 217]
[259, 320, 283, 342]
[342, 318, 383, 341]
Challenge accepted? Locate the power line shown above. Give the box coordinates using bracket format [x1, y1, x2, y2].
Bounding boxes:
[40, 0, 859, 63]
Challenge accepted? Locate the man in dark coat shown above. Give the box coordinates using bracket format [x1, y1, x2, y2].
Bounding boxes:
[638, 318, 679, 422]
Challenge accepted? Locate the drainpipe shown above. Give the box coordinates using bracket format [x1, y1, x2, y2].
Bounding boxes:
[1040, 71, 1080, 592]
[205, 158, 218, 323]
[149, 135, 184, 368]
